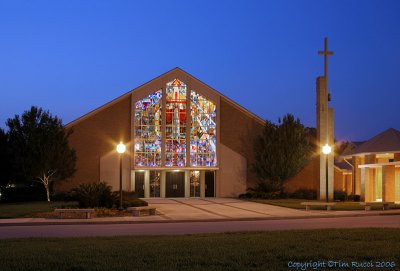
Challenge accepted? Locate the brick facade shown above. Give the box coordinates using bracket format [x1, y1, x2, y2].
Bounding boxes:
[56, 96, 131, 192]
[284, 156, 320, 194]
[220, 98, 264, 188]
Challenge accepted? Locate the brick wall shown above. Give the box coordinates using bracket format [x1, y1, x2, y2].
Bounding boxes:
[284, 156, 320, 194]
[220, 98, 264, 188]
[56, 96, 131, 192]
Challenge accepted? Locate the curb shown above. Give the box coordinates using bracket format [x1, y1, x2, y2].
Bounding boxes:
[1, 212, 399, 227]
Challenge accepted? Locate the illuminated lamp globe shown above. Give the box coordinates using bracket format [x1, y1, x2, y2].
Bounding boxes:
[116, 142, 126, 154]
[322, 144, 332, 155]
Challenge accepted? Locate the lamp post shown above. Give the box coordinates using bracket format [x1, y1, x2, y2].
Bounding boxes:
[322, 144, 332, 202]
[116, 142, 126, 210]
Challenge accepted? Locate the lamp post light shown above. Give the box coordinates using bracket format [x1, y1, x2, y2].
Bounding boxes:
[116, 142, 126, 210]
[322, 144, 332, 202]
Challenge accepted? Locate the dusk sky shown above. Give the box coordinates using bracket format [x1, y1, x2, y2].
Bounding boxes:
[1, 0, 400, 141]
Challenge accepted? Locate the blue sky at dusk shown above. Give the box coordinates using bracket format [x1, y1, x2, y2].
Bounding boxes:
[1, 0, 400, 141]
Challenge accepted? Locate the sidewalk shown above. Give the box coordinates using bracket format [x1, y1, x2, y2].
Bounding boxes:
[2, 198, 399, 227]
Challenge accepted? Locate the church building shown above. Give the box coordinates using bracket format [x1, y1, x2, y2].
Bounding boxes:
[61, 67, 265, 198]
[59, 40, 399, 203]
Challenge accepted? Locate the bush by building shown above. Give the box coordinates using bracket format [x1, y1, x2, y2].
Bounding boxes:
[334, 191, 347, 201]
[347, 194, 361, 202]
[70, 182, 147, 208]
[70, 182, 115, 208]
[114, 191, 148, 208]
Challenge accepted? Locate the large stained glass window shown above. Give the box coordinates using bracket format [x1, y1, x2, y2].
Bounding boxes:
[133, 79, 217, 168]
[165, 79, 187, 166]
[190, 91, 217, 166]
[134, 90, 162, 166]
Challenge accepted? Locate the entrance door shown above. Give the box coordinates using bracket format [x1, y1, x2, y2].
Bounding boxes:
[166, 171, 185, 197]
[205, 171, 215, 197]
[190, 171, 200, 197]
[134, 171, 145, 198]
[149, 171, 161, 197]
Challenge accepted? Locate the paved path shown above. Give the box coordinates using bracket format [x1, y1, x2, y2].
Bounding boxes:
[1, 198, 399, 239]
[2, 198, 399, 227]
[1, 215, 399, 239]
[143, 198, 386, 220]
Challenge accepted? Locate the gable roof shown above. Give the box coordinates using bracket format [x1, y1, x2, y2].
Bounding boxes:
[334, 161, 352, 171]
[66, 67, 265, 128]
[341, 128, 400, 158]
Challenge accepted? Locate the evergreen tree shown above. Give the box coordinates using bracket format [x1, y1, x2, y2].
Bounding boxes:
[253, 114, 313, 197]
[0, 128, 11, 187]
[7, 106, 76, 201]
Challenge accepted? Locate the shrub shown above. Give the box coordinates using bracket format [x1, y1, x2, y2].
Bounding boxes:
[290, 189, 317, 200]
[334, 191, 346, 201]
[70, 182, 116, 208]
[113, 191, 148, 208]
[238, 192, 253, 199]
[243, 182, 282, 199]
[52, 192, 74, 202]
[348, 194, 361, 202]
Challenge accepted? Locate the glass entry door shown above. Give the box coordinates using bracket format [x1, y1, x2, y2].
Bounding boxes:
[190, 171, 200, 197]
[166, 171, 185, 197]
[205, 171, 215, 197]
[134, 171, 145, 198]
[150, 171, 161, 197]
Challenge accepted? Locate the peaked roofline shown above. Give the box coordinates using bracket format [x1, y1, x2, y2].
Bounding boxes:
[341, 128, 400, 158]
[66, 67, 265, 128]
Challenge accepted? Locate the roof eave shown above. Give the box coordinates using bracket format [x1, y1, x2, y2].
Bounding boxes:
[65, 67, 266, 128]
[341, 149, 400, 159]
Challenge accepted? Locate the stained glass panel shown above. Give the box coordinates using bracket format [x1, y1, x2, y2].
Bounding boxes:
[134, 90, 162, 166]
[165, 79, 187, 166]
[190, 91, 217, 166]
[134, 81, 217, 168]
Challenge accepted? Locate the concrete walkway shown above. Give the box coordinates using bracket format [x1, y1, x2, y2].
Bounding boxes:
[145, 198, 396, 220]
[0, 198, 399, 227]
[0, 198, 399, 238]
[1, 215, 399, 239]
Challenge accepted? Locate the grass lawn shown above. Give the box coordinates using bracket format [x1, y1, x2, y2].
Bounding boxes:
[0, 229, 399, 271]
[252, 199, 400, 211]
[0, 201, 78, 218]
[0, 201, 148, 218]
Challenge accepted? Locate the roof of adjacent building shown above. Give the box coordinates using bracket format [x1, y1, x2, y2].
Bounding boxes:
[334, 161, 352, 171]
[341, 128, 400, 158]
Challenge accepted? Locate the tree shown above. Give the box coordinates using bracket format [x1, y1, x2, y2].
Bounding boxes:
[7, 106, 76, 201]
[0, 128, 11, 187]
[253, 114, 313, 197]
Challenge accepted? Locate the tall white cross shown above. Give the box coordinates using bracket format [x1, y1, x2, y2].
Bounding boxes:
[318, 37, 334, 91]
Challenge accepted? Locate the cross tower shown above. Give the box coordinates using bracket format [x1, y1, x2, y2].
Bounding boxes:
[316, 37, 335, 201]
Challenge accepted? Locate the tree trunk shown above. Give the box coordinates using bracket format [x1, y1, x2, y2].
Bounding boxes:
[39, 172, 54, 202]
[46, 185, 50, 202]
